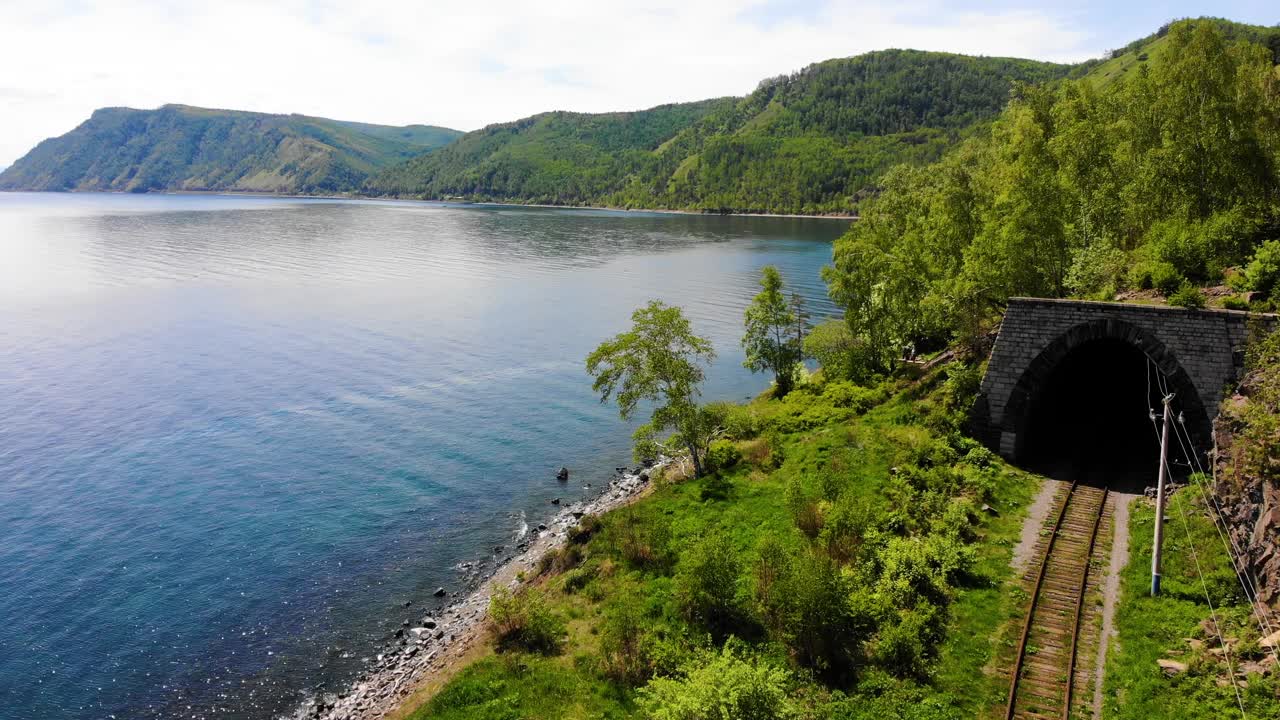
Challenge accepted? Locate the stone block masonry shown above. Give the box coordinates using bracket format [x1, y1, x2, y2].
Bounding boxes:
[974, 298, 1275, 461]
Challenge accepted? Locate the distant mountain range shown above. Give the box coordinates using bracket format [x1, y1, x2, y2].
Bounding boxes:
[4, 20, 1277, 214]
[0, 105, 461, 195]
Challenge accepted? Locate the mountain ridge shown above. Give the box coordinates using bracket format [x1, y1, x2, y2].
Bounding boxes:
[0, 104, 462, 195]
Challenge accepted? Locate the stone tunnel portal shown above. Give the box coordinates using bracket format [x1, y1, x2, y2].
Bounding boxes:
[1018, 338, 1164, 493]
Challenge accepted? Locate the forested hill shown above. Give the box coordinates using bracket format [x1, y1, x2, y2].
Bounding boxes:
[362, 99, 736, 204]
[366, 51, 1072, 214]
[0, 105, 462, 194]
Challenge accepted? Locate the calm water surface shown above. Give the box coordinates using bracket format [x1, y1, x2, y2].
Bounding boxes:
[0, 193, 847, 719]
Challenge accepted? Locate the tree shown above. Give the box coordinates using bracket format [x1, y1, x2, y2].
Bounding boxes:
[587, 300, 718, 477]
[742, 266, 804, 396]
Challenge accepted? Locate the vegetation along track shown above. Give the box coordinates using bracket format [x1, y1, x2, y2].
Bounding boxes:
[1006, 480, 1111, 720]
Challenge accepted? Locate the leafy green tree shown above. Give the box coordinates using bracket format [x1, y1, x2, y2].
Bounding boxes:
[742, 266, 804, 396]
[587, 301, 718, 477]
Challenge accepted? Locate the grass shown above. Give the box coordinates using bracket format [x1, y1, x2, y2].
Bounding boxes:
[933, 465, 1040, 714]
[406, 371, 1053, 719]
[1102, 490, 1280, 719]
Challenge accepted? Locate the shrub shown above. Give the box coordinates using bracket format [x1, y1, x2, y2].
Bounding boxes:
[874, 534, 974, 610]
[705, 439, 742, 473]
[1065, 243, 1127, 297]
[1168, 283, 1206, 308]
[785, 475, 824, 538]
[638, 643, 796, 720]
[537, 543, 584, 576]
[1130, 259, 1182, 293]
[719, 403, 761, 439]
[487, 588, 566, 655]
[567, 514, 602, 545]
[803, 319, 861, 382]
[1246, 239, 1280, 298]
[561, 565, 594, 594]
[1223, 295, 1250, 311]
[818, 498, 873, 565]
[1146, 209, 1255, 283]
[872, 603, 942, 678]
[673, 532, 743, 634]
[599, 598, 662, 685]
[610, 509, 674, 572]
[755, 547, 872, 681]
[821, 381, 888, 412]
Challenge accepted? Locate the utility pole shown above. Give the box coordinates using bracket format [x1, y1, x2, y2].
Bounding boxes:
[1151, 393, 1174, 597]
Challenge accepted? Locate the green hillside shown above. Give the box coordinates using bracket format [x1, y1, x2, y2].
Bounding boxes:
[364, 99, 736, 204]
[821, 18, 1280, 380]
[367, 51, 1072, 214]
[0, 105, 462, 194]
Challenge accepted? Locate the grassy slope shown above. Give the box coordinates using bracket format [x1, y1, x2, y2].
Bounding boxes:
[0, 105, 462, 194]
[398, 369, 1043, 719]
[1104, 491, 1280, 718]
[1083, 18, 1280, 89]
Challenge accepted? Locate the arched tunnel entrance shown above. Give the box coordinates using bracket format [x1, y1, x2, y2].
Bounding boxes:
[1017, 338, 1190, 494]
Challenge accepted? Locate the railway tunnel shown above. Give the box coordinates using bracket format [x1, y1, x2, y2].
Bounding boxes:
[1018, 338, 1167, 493]
[973, 298, 1264, 491]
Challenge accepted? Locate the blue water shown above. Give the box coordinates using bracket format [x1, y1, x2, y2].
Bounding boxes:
[0, 193, 847, 719]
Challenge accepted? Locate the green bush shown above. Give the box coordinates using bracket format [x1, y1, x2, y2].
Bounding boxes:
[1065, 243, 1127, 297]
[537, 543, 584, 576]
[673, 532, 743, 634]
[1168, 283, 1206, 308]
[638, 643, 796, 720]
[821, 381, 888, 412]
[718, 403, 762, 440]
[599, 598, 664, 685]
[1246, 239, 1280, 298]
[803, 319, 862, 382]
[1223, 295, 1250, 311]
[487, 588, 566, 655]
[753, 547, 872, 680]
[872, 604, 940, 678]
[1146, 210, 1253, 284]
[567, 514, 602, 545]
[608, 509, 674, 572]
[1130, 259, 1182, 293]
[705, 439, 742, 473]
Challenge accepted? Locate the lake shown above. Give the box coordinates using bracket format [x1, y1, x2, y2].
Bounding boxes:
[0, 193, 848, 719]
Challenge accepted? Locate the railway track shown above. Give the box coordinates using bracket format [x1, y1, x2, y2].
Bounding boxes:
[1006, 480, 1111, 720]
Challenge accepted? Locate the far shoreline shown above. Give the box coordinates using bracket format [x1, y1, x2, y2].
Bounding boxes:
[0, 188, 859, 221]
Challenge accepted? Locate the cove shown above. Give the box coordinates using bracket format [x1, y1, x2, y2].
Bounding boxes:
[0, 193, 847, 719]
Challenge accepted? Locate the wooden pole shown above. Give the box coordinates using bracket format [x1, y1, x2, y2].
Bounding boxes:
[1152, 393, 1174, 596]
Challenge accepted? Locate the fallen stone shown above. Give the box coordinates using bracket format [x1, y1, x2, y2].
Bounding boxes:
[433, 587, 447, 597]
[1260, 629, 1280, 650]
[556, 467, 569, 481]
[1158, 659, 1188, 675]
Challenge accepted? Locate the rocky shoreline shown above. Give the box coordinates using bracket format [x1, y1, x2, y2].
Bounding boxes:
[286, 460, 665, 720]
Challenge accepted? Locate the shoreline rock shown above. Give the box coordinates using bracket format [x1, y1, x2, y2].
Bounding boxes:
[286, 460, 665, 720]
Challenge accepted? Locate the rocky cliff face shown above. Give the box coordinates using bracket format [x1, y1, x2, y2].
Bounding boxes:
[1213, 325, 1280, 609]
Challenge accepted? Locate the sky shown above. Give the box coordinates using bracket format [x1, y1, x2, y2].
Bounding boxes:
[0, 0, 1276, 167]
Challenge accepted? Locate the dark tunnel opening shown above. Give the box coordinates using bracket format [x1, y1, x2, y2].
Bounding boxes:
[1020, 338, 1170, 493]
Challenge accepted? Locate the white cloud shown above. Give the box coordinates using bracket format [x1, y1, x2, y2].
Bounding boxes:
[0, 0, 1103, 166]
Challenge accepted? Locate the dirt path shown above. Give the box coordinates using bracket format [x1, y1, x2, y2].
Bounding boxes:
[1093, 491, 1136, 717]
[1010, 476, 1066, 574]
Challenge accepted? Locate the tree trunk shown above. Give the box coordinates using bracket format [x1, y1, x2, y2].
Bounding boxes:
[687, 441, 705, 477]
